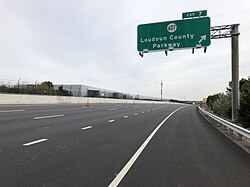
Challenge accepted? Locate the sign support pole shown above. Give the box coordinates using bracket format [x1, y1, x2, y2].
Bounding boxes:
[231, 25, 239, 124]
[211, 24, 240, 124]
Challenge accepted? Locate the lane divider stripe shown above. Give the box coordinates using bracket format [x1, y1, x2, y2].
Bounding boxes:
[23, 139, 48, 146]
[33, 114, 64, 120]
[0, 109, 26, 113]
[81, 126, 93, 130]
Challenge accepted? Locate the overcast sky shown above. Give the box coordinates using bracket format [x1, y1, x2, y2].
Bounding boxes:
[0, 0, 250, 100]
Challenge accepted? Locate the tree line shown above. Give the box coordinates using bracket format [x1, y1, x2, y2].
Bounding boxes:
[206, 77, 250, 128]
[0, 81, 72, 96]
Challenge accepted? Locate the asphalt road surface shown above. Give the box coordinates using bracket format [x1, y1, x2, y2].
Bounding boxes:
[0, 103, 250, 187]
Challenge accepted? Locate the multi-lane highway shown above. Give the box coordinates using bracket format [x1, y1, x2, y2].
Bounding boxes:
[0, 103, 250, 187]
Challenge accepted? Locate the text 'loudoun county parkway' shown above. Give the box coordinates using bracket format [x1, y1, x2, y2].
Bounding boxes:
[140, 33, 195, 49]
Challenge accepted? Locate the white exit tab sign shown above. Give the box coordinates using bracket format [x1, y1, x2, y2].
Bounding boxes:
[182, 10, 207, 19]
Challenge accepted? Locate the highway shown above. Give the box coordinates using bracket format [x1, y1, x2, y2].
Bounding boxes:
[0, 103, 250, 187]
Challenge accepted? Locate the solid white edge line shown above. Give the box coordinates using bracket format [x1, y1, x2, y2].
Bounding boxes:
[108, 120, 115, 123]
[81, 126, 93, 130]
[23, 139, 48, 146]
[108, 106, 186, 187]
[0, 109, 26, 113]
[33, 114, 64, 120]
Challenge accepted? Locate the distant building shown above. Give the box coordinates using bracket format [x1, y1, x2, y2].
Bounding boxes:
[53, 84, 160, 101]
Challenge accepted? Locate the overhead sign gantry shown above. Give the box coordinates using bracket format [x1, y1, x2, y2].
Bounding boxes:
[137, 10, 240, 124]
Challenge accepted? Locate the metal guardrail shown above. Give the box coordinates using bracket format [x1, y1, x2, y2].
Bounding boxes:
[198, 105, 250, 140]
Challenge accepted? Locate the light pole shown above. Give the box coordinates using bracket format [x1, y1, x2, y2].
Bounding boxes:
[161, 81, 163, 101]
[17, 78, 21, 94]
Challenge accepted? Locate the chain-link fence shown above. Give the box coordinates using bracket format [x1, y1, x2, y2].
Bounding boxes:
[0, 77, 40, 95]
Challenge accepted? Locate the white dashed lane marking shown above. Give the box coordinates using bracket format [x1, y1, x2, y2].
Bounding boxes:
[81, 126, 93, 130]
[108, 108, 117, 111]
[0, 109, 26, 113]
[33, 114, 64, 120]
[23, 139, 48, 146]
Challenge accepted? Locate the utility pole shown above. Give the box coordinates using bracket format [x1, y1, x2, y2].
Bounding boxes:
[161, 81, 163, 101]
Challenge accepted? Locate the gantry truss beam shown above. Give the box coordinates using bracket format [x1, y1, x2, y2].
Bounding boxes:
[210, 24, 240, 39]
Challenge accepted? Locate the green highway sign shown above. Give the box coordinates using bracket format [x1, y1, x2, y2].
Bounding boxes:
[182, 10, 207, 19]
[137, 17, 211, 52]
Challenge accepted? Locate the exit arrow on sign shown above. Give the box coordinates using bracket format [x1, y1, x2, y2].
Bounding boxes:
[199, 35, 207, 43]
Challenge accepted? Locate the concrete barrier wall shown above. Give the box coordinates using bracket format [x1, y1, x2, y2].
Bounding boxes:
[0, 93, 167, 105]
